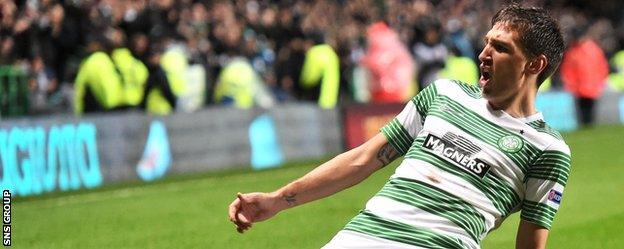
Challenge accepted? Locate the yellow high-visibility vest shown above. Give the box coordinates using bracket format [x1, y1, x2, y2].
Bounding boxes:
[440, 55, 479, 85]
[146, 48, 188, 115]
[608, 50, 624, 91]
[300, 44, 340, 109]
[74, 52, 124, 115]
[213, 59, 256, 109]
[111, 48, 148, 107]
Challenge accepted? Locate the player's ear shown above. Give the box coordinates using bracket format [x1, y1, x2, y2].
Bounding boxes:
[527, 55, 547, 75]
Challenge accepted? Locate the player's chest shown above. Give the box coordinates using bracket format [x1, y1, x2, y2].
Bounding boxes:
[413, 111, 539, 180]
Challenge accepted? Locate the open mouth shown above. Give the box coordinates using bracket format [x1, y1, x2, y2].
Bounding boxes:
[479, 72, 491, 87]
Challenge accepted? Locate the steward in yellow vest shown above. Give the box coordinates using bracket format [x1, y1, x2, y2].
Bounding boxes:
[74, 42, 125, 115]
[74, 32, 149, 115]
[300, 43, 340, 109]
[608, 50, 624, 91]
[111, 48, 149, 107]
[143, 46, 187, 115]
[213, 58, 274, 109]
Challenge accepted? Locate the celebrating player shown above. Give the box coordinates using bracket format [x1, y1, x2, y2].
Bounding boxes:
[229, 4, 570, 249]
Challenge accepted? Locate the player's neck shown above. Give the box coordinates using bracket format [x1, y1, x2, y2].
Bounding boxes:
[488, 81, 538, 118]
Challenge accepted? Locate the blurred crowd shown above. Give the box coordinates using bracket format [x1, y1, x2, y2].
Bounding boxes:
[1, 0, 624, 122]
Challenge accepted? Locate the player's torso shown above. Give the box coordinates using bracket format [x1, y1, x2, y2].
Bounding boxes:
[386, 82, 553, 243]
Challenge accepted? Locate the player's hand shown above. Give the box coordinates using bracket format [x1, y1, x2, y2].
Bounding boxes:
[228, 192, 281, 233]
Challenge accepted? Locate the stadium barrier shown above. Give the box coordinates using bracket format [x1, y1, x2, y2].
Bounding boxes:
[0, 104, 341, 197]
[1, 91, 623, 197]
[342, 103, 404, 149]
[596, 91, 624, 124]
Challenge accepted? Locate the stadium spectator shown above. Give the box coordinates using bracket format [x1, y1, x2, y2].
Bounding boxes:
[73, 32, 127, 115]
[412, 16, 448, 91]
[439, 45, 479, 85]
[445, 17, 475, 60]
[39, 2, 81, 86]
[130, 34, 178, 114]
[110, 31, 150, 110]
[0, 0, 624, 117]
[299, 38, 340, 109]
[560, 27, 609, 126]
[607, 49, 624, 92]
[213, 57, 274, 109]
[361, 22, 415, 103]
[153, 40, 188, 114]
[229, 5, 571, 249]
[28, 55, 58, 114]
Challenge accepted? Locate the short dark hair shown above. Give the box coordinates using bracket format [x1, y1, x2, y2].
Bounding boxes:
[492, 4, 565, 85]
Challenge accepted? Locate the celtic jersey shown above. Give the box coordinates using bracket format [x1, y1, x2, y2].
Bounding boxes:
[325, 79, 571, 249]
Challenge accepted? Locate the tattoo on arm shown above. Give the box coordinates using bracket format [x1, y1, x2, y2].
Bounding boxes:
[377, 143, 399, 167]
[284, 193, 297, 206]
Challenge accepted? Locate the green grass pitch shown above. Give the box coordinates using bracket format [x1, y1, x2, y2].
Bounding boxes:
[16, 125, 624, 248]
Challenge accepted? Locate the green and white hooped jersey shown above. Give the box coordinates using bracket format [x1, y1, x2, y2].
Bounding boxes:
[327, 79, 571, 249]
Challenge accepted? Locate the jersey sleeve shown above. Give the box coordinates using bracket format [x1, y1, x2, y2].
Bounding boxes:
[521, 142, 572, 229]
[380, 82, 438, 156]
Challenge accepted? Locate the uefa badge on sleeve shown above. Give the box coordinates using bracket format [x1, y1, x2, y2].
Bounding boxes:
[497, 135, 523, 153]
[548, 189, 563, 204]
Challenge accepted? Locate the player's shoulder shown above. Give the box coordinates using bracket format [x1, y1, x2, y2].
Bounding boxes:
[527, 119, 570, 155]
[526, 119, 565, 141]
[429, 78, 482, 99]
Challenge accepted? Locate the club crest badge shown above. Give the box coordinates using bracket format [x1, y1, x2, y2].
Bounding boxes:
[497, 135, 523, 153]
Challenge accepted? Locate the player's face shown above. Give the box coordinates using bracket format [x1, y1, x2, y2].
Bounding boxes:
[478, 22, 530, 102]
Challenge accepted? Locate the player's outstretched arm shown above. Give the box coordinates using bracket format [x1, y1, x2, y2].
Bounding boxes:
[228, 133, 399, 233]
[516, 220, 549, 249]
